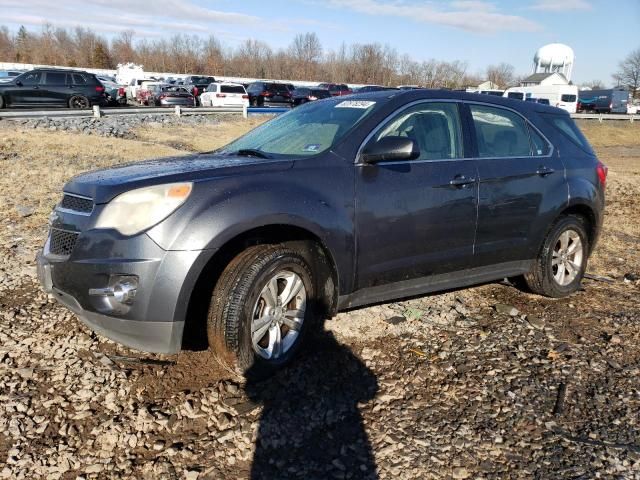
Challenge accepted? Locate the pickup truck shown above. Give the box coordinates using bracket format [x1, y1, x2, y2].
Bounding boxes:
[126, 78, 157, 105]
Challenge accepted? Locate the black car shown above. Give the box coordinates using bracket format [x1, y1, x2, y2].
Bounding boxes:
[291, 87, 331, 106]
[38, 90, 605, 377]
[0, 68, 107, 109]
[182, 75, 216, 103]
[356, 85, 398, 93]
[246, 82, 293, 107]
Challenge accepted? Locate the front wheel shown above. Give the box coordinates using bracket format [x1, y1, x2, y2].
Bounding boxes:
[524, 215, 589, 297]
[208, 245, 315, 376]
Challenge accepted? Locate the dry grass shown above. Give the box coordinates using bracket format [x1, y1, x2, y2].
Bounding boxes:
[134, 117, 267, 152]
[576, 120, 640, 148]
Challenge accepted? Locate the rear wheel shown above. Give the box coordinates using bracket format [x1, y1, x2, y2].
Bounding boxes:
[208, 245, 315, 376]
[69, 95, 90, 109]
[524, 215, 589, 297]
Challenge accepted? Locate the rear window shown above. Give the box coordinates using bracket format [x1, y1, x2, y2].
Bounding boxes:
[45, 72, 67, 85]
[561, 94, 577, 103]
[543, 114, 593, 154]
[507, 92, 524, 100]
[470, 104, 531, 158]
[269, 83, 289, 93]
[221, 85, 246, 94]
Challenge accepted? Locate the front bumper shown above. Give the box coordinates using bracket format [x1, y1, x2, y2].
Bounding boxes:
[36, 229, 210, 354]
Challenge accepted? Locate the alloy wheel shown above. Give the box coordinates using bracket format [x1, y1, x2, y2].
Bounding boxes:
[551, 229, 584, 286]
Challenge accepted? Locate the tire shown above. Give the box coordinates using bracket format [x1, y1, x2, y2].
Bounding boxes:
[524, 215, 589, 298]
[68, 95, 90, 109]
[208, 245, 315, 376]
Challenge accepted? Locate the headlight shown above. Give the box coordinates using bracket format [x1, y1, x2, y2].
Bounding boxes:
[95, 183, 192, 236]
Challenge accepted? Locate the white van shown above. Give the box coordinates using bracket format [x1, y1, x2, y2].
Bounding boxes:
[200, 82, 249, 108]
[503, 85, 578, 113]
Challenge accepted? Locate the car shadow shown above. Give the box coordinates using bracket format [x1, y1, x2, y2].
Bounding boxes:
[244, 318, 379, 480]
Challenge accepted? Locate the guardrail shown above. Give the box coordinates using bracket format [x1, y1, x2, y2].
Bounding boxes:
[571, 113, 639, 122]
[0, 106, 637, 122]
[0, 105, 290, 120]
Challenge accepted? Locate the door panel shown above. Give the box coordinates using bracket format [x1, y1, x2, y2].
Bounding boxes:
[469, 104, 566, 266]
[355, 101, 478, 289]
[7, 71, 42, 105]
[40, 72, 69, 106]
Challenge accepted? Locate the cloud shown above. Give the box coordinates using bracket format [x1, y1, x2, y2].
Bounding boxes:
[0, 0, 324, 41]
[326, 0, 540, 33]
[529, 0, 591, 11]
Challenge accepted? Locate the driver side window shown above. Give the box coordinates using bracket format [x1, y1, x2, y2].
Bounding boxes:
[19, 72, 42, 86]
[373, 102, 463, 160]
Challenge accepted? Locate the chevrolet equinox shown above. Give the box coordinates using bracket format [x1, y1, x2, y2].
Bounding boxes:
[37, 90, 606, 374]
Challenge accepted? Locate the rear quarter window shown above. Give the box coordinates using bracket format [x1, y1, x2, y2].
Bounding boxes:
[543, 114, 594, 154]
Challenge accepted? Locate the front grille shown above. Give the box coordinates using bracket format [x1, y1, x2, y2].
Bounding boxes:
[60, 194, 93, 214]
[49, 229, 79, 256]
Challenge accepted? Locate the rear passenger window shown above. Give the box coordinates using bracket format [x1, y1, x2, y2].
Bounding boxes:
[373, 102, 463, 160]
[529, 127, 550, 156]
[45, 72, 67, 85]
[470, 105, 531, 158]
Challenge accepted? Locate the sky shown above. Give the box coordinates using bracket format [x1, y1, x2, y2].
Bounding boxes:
[1, 0, 639, 85]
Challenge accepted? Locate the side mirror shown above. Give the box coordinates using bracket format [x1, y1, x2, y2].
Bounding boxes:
[15, 80, 22, 86]
[361, 136, 420, 164]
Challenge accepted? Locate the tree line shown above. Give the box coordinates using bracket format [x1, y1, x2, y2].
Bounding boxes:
[1, 24, 638, 95]
[0, 24, 517, 87]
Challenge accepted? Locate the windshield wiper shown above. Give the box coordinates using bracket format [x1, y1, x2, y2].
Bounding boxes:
[234, 149, 272, 159]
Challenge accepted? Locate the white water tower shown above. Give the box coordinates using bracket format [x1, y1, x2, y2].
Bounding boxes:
[533, 43, 575, 82]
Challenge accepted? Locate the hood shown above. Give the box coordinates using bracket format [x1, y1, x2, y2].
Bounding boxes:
[64, 153, 294, 204]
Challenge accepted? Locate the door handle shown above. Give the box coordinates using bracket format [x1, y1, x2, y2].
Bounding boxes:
[449, 175, 476, 187]
[536, 166, 555, 176]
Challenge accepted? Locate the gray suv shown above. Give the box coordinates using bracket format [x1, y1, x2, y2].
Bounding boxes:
[38, 90, 606, 374]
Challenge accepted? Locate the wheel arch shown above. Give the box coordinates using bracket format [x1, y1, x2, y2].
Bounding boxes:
[559, 202, 599, 251]
[180, 224, 340, 350]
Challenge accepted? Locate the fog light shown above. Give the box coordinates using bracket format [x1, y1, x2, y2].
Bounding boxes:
[89, 275, 138, 313]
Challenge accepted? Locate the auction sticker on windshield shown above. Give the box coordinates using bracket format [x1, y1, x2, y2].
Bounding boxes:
[335, 100, 376, 109]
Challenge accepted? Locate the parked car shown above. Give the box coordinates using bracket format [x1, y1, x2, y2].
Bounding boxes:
[0, 70, 25, 83]
[126, 78, 157, 104]
[627, 103, 640, 115]
[291, 87, 331, 106]
[317, 83, 352, 96]
[525, 97, 551, 105]
[97, 76, 124, 106]
[0, 68, 107, 109]
[182, 75, 216, 103]
[37, 90, 605, 377]
[246, 82, 293, 107]
[356, 85, 398, 93]
[199, 82, 249, 107]
[147, 85, 195, 107]
[136, 81, 167, 106]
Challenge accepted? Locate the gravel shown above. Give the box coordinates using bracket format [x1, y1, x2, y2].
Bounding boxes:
[0, 130, 639, 479]
[0, 113, 239, 139]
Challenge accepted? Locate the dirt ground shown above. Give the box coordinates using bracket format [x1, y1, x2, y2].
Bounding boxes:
[0, 117, 639, 479]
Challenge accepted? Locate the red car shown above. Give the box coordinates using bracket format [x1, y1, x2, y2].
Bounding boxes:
[317, 83, 352, 96]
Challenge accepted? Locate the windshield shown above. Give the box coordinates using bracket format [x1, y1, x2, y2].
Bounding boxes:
[218, 97, 380, 158]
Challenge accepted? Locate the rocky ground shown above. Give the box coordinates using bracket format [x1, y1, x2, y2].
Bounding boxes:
[1, 113, 245, 139]
[0, 119, 639, 479]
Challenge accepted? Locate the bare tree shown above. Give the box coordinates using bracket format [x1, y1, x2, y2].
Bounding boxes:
[582, 80, 605, 90]
[613, 48, 640, 98]
[486, 63, 515, 88]
[289, 32, 322, 79]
